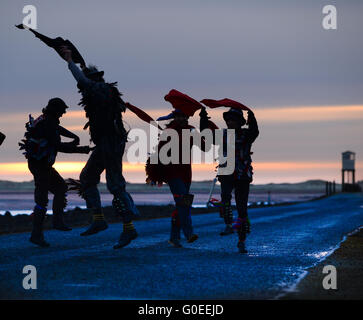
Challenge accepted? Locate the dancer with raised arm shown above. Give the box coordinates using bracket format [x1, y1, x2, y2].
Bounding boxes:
[200, 99, 259, 253]
[60, 47, 139, 249]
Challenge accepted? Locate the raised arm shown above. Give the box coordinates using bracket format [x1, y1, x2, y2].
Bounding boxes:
[60, 46, 92, 87]
[68, 60, 92, 87]
[246, 110, 259, 143]
[199, 107, 218, 151]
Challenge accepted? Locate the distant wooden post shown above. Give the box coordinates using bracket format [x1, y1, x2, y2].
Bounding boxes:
[333, 181, 336, 194]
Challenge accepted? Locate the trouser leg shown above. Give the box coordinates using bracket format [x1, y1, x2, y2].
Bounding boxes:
[235, 180, 250, 219]
[79, 147, 108, 236]
[30, 161, 49, 210]
[234, 180, 251, 252]
[219, 175, 235, 230]
[168, 178, 194, 240]
[106, 155, 137, 222]
[105, 138, 132, 219]
[105, 138, 138, 249]
[170, 209, 181, 240]
[48, 167, 71, 231]
[28, 160, 50, 247]
[80, 148, 103, 209]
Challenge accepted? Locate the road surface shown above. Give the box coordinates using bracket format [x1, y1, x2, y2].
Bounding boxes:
[0, 193, 362, 299]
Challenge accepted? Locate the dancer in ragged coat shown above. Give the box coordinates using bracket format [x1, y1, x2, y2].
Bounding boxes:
[60, 46, 140, 248]
[200, 98, 259, 253]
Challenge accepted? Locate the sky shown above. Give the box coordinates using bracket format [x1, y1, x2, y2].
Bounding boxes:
[0, 0, 362, 184]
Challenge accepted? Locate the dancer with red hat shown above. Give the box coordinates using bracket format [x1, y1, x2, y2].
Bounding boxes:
[200, 98, 259, 253]
[146, 89, 204, 248]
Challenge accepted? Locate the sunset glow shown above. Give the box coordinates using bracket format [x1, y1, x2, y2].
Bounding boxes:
[1, 105, 362, 183]
[1, 160, 361, 182]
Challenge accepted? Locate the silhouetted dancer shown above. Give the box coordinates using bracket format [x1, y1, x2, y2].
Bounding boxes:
[200, 99, 259, 253]
[19, 98, 91, 247]
[60, 47, 139, 248]
[146, 89, 206, 248]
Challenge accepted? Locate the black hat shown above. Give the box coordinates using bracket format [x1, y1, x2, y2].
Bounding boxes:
[223, 108, 246, 125]
[83, 64, 104, 78]
[44, 98, 68, 114]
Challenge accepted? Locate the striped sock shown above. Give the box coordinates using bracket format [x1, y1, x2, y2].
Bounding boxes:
[123, 221, 135, 232]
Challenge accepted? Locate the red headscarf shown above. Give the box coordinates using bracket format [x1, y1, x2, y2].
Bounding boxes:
[200, 98, 251, 112]
[164, 89, 204, 117]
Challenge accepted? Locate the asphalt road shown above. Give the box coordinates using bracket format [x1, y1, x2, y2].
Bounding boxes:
[1, 193, 362, 300]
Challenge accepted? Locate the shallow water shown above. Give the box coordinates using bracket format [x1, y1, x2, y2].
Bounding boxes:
[0, 192, 323, 215]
